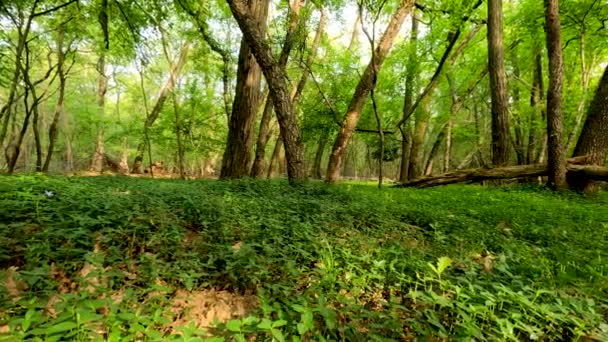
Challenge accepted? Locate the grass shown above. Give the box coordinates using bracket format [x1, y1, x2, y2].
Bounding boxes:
[1, 175, 607, 341]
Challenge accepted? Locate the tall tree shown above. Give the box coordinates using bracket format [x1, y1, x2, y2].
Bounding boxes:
[398, 13, 418, 183]
[326, 0, 414, 183]
[131, 42, 191, 173]
[570, 65, 608, 192]
[544, 0, 567, 189]
[225, 0, 307, 182]
[487, 0, 510, 166]
[220, 0, 270, 179]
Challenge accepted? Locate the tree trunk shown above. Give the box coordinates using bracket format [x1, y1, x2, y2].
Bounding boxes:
[312, 130, 328, 179]
[569, 65, 608, 192]
[226, 0, 307, 182]
[131, 43, 191, 173]
[398, 160, 608, 189]
[487, 0, 511, 166]
[425, 125, 446, 175]
[267, 136, 283, 179]
[43, 26, 68, 172]
[250, 0, 312, 178]
[326, 0, 414, 183]
[408, 97, 430, 180]
[565, 29, 589, 152]
[399, 14, 418, 183]
[399, 126, 412, 181]
[221, 0, 269, 179]
[527, 41, 544, 164]
[544, 0, 567, 190]
[90, 53, 107, 172]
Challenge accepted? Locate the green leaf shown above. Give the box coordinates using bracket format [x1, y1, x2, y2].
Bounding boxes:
[45, 321, 78, 335]
[436, 256, 453, 275]
[272, 319, 287, 328]
[257, 318, 273, 330]
[297, 322, 308, 335]
[226, 319, 241, 332]
[271, 328, 285, 342]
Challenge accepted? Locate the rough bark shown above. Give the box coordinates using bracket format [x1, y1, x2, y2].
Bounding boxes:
[326, 0, 414, 183]
[487, 0, 511, 166]
[226, 0, 307, 182]
[544, 0, 567, 190]
[570, 66, 608, 192]
[221, 0, 270, 179]
[250, 1, 315, 178]
[131, 43, 191, 173]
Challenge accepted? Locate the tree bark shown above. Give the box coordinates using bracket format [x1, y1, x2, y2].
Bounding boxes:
[90, 53, 107, 172]
[398, 156, 606, 188]
[544, 0, 567, 190]
[527, 41, 544, 164]
[131, 42, 191, 173]
[408, 97, 430, 180]
[221, 0, 270, 180]
[267, 136, 283, 179]
[425, 125, 447, 175]
[326, 0, 414, 183]
[250, 0, 313, 178]
[399, 14, 418, 183]
[42, 26, 68, 172]
[312, 130, 328, 179]
[570, 66, 608, 192]
[226, 0, 307, 182]
[487, 0, 511, 166]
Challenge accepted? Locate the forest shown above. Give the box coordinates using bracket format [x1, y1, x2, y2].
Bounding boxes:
[1, 0, 608, 340]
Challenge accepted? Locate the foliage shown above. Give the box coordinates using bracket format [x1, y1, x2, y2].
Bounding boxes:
[1, 176, 607, 340]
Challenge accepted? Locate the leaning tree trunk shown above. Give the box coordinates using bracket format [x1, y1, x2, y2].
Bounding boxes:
[131, 43, 191, 173]
[544, 0, 567, 190]
[221, 0, 270, 180]
[569, 65, 608, 192]
[487, 0, 511, 166]
[326, 0, 414, 183]
[250, 0, 309, 178]
[226, 0, 307, 182]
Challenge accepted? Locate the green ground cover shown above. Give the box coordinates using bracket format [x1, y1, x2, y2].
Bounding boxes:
[1, 175, 607, 341]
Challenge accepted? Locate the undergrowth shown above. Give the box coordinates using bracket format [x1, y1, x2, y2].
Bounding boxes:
[1, 175, 607, 341]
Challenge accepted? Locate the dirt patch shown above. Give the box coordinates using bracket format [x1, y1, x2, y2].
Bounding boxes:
[2, 267, 27, 301]
[169, 289, 257, 331]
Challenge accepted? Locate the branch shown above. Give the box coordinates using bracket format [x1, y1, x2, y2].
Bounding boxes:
[32, 0, 78, 18]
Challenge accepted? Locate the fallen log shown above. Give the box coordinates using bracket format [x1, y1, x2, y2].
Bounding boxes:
[396, 156, 608, 188]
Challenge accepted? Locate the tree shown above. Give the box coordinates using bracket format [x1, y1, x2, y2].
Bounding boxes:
[544, 0, 567, 189]
[220, 0, 269, 179]
[570, 65, 608, 192]
[487, 0, 510, 166]
[225, 0, 306, 182]
[326, 0, 414, 183]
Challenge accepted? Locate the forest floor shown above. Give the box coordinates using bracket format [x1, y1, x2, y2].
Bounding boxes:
[1, 176, 607, 341]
